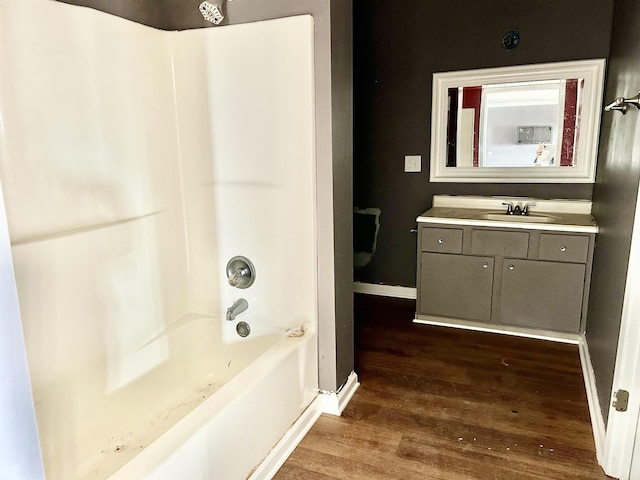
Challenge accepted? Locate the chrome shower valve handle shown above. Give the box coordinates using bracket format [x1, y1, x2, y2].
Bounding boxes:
[228, 267, 249, 287]
[226, 256, 256, 289]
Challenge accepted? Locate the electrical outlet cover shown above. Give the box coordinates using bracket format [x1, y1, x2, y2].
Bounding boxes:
[405, 155, 421, 172]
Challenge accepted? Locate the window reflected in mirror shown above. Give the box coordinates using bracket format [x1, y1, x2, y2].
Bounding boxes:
[446, 79, 584, 169]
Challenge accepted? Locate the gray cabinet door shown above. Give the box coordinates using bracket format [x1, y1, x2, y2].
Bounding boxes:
[499, 259, 585, 332]
[419, 253, 493, 322]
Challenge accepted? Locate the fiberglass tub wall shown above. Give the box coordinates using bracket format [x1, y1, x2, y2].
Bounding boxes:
[0, 2, 317, 478]
[171, 18, 316, 344]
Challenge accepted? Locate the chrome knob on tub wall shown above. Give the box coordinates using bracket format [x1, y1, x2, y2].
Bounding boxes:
[226, 256, 256, 289]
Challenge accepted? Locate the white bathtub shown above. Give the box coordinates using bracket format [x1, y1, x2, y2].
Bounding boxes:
[108, 331, 319, 480]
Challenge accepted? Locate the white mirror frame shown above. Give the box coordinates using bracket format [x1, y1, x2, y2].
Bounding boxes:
[430, 59, 606, 183]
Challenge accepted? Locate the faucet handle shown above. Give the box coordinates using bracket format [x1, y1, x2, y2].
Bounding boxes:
[502, 202, 514, 215]
[522, 202, 536, 215]
[228, 267, 249, 287]
[226, 256, 256, 289]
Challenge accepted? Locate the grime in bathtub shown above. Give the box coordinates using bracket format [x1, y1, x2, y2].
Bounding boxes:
[284, 322, 308, 337]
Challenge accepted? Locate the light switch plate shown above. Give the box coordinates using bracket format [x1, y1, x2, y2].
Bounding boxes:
[405, 155, 421, 172]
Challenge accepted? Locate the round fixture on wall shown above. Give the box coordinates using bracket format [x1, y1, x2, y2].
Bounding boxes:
[502, 30, 520, 50]
[236, 321, 251, 337]
[226, 256, 256, 289]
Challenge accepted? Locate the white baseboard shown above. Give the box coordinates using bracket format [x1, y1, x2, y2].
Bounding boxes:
[248, 395, 323, 480]
[579, 334, 606, 466]
[414, 315, 581, 344]
[353, 282, 416, 299]
[249, 372, 360, 479]
[321, 371, 360, 416]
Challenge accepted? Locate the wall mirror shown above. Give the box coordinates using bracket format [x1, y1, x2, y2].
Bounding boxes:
[430, 59, 605, 183]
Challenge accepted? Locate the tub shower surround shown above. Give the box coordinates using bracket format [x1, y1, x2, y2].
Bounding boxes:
[0, 2, 317, 479]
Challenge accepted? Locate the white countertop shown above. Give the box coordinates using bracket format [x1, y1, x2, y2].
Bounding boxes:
[416, 195, 598, 233]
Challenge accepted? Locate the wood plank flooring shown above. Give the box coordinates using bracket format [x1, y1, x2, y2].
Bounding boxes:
[274, 294, 609, 479]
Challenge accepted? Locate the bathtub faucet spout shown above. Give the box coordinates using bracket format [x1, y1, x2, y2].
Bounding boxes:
[226, 298, 248, 321]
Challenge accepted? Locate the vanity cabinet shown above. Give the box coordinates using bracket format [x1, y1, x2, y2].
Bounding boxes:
[416, 225, 595, 334]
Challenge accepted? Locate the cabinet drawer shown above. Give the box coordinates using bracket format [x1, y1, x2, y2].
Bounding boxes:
[471, 230, 529, 258]
[539, 234, 589, 263]
[421, 227, 463, 253]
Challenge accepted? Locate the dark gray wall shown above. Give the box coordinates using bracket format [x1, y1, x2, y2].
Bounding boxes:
[330, 1, 355, 390]
[54, 0, 165, 27]
[53, 0, 322, 30]
[51, 0, 354, 393]
[587, 0, 640, 425]
[353, 0, 614, 287]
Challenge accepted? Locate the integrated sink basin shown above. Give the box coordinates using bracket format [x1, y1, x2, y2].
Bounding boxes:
[416, 195, 599, 234]
[479, 212, 559, 223]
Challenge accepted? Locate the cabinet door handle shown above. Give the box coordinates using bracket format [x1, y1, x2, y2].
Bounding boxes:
[560, 246, 567, 252]
[482, 262, 489, 269]
[508, 264, 515, 271]
[437, 238, 444, 244]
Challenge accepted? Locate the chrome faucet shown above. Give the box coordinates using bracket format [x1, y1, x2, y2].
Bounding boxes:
[226, 298, 248, 321]
[522, 202, 536, 215]
[502, 202, 515, 215]
[503, 201, 536, 215]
